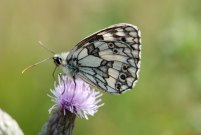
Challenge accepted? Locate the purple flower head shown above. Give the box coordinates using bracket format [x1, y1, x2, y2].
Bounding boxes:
[49, 75, 104, 119]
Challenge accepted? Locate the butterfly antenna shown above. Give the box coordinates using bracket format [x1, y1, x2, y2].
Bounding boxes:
[22, 57, 52, 74]
[38, 41, 55, 54]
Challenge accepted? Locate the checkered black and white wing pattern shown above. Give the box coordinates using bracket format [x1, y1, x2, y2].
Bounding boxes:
[67, 23, 141, 94]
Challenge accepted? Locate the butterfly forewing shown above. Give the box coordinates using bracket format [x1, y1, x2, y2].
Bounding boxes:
[67, 23, 141, 94]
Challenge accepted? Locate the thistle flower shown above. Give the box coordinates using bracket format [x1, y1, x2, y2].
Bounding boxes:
[40, 75, 104, 135]
[49, 75, 104, 119]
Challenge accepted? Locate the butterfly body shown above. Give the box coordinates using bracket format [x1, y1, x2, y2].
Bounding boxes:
[53, 23, 141, 94]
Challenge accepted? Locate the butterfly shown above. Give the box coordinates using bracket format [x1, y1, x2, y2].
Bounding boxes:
[51, 23, 141, 94]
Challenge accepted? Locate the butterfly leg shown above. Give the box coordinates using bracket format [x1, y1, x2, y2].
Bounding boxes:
[69, 75, 77, 113]
[52, 66, 58, 80]
[73, 75, 77, 90]
[58, 73, 66, 95]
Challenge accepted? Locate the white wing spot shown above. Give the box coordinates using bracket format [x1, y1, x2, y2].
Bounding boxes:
[132, 44, 139, 50]
[78, 48, 88, 60]
[132, 50, 139, 58]
[126, 77, 135, 86]
[103, 33, 116, 41]
[128, 59, 135, 66]
[106, 77, 116, 88]
[126, 37, 133, 43]
[99, 49, 113, 56]
[128, 67, 137, 75]
[113, 61, 122, 71]
[94, 41, 104, 47]
[121, 85, 128, 90]
[116, 31, 126, 36]
[78, 55, 102, 67]
[103, 36, 115, 41]
[125, 27, 134, 31]
[101, 54, 128, 63]
[116, 28, 124, 32]
[103, 33, 112, 37]
[134, 38, 139, 43]
[124, 48, 131, 55]
[108, 68, 119, 79]
[129, 32, 137, 37]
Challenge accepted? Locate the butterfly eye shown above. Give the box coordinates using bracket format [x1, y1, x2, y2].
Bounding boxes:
[115, 82, 121, 90]
[108, 43, 115, 48]
[119, 73, 127, 82]
[53, 57, 62, 66]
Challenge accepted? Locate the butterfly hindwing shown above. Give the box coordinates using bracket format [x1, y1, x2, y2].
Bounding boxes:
[67, 23, 141, 94]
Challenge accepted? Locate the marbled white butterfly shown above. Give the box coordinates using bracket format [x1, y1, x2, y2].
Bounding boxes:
[53, 23, 141, 94]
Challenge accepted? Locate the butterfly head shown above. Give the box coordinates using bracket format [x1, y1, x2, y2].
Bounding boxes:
[53, 52, 69, 67]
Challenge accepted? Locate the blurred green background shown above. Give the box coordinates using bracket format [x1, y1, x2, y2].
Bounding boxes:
[1, 0, 201, 135]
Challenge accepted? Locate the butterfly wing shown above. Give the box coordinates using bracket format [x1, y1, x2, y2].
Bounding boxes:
[67, 23, 141, 94]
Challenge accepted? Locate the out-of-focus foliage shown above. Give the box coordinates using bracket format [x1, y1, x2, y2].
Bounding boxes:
[0, 0, 201, 135]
